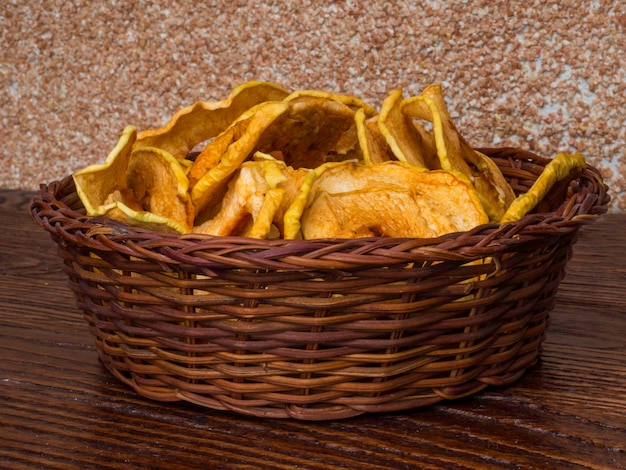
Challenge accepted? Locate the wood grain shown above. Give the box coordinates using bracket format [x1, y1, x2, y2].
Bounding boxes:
[1, 190, 624, 469]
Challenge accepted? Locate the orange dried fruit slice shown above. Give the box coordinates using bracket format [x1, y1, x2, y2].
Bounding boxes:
[193, 159, 288, 239]
[189, 101, 290, 222]
[284, 89, 377, 116]
[125, 147, 195, 233]
[500, 152, 586, 223]
[355, 109, 393, 165]
[302, 188, 454, 239]
[102, 191, 191, 234]
[73, 125, 137, 216]
[379, 89, 439, 169]
[402, 84, 516, 221]
[253, 95, 361, 169]
[301, 161, 488, 239]
[134, 81, 290, 159]
[280, 160, 356, 240]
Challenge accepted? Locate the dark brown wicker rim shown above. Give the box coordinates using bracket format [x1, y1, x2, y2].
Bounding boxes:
[29, 147, 610, 270]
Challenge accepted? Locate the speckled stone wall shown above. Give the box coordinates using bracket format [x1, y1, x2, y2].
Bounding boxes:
[3, 0, 624, 209]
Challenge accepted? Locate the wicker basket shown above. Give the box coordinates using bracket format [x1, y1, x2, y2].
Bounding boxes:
[30, 147, 609, 420]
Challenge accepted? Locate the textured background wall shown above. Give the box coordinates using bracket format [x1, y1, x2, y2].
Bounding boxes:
[3, 0, 624, 209]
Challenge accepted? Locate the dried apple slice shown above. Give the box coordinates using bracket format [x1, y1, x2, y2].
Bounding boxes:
[379, 89, 439, 169]
[279, 161, 356, 240]
[301, 161, 488, 239]
[302, 187, 454, 239]
[500, 152, 586, 223]
[189, 101, 290, 222]
[284, 89, 377, 116]
[134, 81, 290, 159]
[125, 146, 195, 233]
[355, 109, 393, 165]
[73, 125, 137, 216]
[193, 159, 288, 239]
[253, 95, 361, 169]
[402, 84, 516, 221]
[102, 190, 191, 234]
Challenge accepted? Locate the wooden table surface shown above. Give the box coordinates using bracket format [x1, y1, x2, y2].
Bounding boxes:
[1, 189, 624, 469]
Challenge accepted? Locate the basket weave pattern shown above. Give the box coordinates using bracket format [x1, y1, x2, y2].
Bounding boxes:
[30, 148, 609, 420]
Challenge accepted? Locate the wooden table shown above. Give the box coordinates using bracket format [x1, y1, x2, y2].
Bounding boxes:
[1, 189, 624, 469]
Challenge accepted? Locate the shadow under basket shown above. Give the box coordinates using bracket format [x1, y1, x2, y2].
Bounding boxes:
[30, 147, 610, 420]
